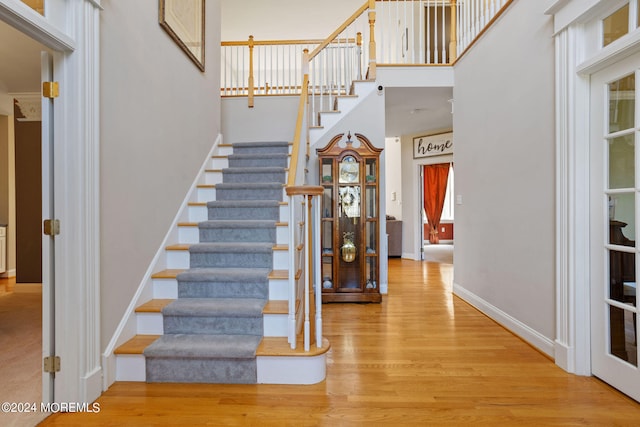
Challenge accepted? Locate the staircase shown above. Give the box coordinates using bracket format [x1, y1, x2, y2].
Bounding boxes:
[112, 141, 329, 385]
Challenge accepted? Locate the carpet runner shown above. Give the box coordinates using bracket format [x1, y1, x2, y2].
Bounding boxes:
[144, 141, 288, 383]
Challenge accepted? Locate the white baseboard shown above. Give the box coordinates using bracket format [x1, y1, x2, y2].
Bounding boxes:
[453, 282, 555, 358]
[81, 367, 103, 403]
[0, 269, 16, 278]
[554, 339, 573, 372]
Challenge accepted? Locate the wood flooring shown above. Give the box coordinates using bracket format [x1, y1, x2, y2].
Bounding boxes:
[34, 259, 640, 425]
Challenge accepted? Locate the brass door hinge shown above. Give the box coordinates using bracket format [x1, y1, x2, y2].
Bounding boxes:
[43, 219, 60, 236]
[43, 356, 60, 374]
[42, 82, 59, 99]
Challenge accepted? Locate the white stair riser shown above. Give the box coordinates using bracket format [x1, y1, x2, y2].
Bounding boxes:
[319, 112, 340, 129]
[153, 278, 178, 299]
[136, 312, 164, 335]
[117, 351, 328, 384]
[166, 250, 189, 269]
[210, 157, 228, 169]
[269, 279, 288, 300]
[279, 205, 289, 222]
[189, 205, 208, 222]
[276, 225, 288, 245]
[116, 355, 146, 382]
[263, 314, 288, 337]
[178, 226, 199, 244]
[273, 251, 288, 270]
[217, 145, 233, 156]
[204, 171, 223, 185]
[197, 187, 216, 202]
[257, 354, 327, 384]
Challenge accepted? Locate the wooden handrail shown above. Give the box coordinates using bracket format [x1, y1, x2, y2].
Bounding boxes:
[286, 74, 309, 188]
[308, 1, 370, 60]
[222, 38, 356, 47]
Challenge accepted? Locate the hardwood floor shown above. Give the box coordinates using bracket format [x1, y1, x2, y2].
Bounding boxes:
[40, 259, 640, 426]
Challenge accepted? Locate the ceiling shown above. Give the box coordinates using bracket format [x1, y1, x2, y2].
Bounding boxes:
[384, 86, 453, 138]
[0, 20, 452, 138]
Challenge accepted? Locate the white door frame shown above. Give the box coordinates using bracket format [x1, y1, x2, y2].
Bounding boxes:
[553, 6, 640, 376]
[0, 0, 103, 403]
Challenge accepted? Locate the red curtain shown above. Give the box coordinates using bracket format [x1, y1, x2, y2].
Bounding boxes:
[423, 164, 450, 244]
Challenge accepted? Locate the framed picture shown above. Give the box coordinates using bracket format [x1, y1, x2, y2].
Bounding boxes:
[159, 0, 205, 71]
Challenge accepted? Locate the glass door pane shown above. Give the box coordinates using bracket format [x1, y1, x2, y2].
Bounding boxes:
[605, 73, 638, 367]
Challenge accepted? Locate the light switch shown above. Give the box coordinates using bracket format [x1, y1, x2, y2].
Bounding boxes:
[456, 195, 463, 205]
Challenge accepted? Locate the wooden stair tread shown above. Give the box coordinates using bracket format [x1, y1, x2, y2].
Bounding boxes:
[178, 222, 198, 227]
[166, 244, 190, 251]
[276, 221, 288, 227]
[197, 184, 215, 188]
[188, 202, 206, 206]
[263, 299, 298, 315]
[151, 269, 184, 279]
[268, 269, 302, 280]
[114, 335, 160, 355]
[257, 337, 330, 357]
[135, 299, 174, 313]
[273, 244, 288, 251]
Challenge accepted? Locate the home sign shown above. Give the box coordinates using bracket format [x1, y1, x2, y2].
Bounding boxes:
[413, 132, 453, 158]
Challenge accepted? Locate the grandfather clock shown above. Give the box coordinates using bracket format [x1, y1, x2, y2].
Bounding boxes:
[317, 132, 382, 303]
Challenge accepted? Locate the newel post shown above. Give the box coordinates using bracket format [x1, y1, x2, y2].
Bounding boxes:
[248, 35, 255, 108]
[449, 0, 457, 62]
[367, 0, 376, 80]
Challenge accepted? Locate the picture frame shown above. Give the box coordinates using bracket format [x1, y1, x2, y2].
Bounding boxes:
[159, 0, 205, 71]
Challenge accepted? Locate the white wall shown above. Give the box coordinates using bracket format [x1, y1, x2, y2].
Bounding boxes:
[221, 0, 364, 40]
[452, 1, 556, 351]
[222, 96, 299, 143]
[384, 137, 402, 220]
[100, 0, 221, 349]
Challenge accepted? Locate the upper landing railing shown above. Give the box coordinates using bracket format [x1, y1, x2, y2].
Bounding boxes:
[221, 0, 513, 101]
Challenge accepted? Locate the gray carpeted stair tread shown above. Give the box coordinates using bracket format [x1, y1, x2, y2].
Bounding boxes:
[190, 242, 273, 253]
[144, 334, 261, 359]
[198, 220, 276, 229]
[216, 182, 284, 189]
[177, 267, 270, 282]
[207, 199, 280, 207]
[163, 298, 266, 317]
[223, 167, 286, 173]
[232, 141, 289, 147]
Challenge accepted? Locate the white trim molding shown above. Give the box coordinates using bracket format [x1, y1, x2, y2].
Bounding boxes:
[554, 25, 593, 375]
[0, 0, 74, 51]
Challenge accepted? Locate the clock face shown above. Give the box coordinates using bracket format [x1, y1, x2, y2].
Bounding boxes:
[339, 157, 359, 183]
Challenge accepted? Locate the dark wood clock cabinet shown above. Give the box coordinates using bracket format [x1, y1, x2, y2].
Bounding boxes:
[317, 133, 382, 303]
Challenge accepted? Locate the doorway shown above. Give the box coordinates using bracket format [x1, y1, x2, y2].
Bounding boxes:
[0, 18, 52, 423]
[589, 53, 640, 401]
[420, 160, 454, 264]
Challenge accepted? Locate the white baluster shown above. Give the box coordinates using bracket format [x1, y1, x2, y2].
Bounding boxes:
[441, 0, 446, 64]
[288, 195, 296, 349]
[314, 195, 322, 348]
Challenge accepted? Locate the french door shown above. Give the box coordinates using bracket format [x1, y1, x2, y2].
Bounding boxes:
[590, 54, 640, 401]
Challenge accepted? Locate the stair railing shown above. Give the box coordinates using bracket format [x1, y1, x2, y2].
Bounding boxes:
[285, 74, 324, 350]
[306, 0, 374, 129]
